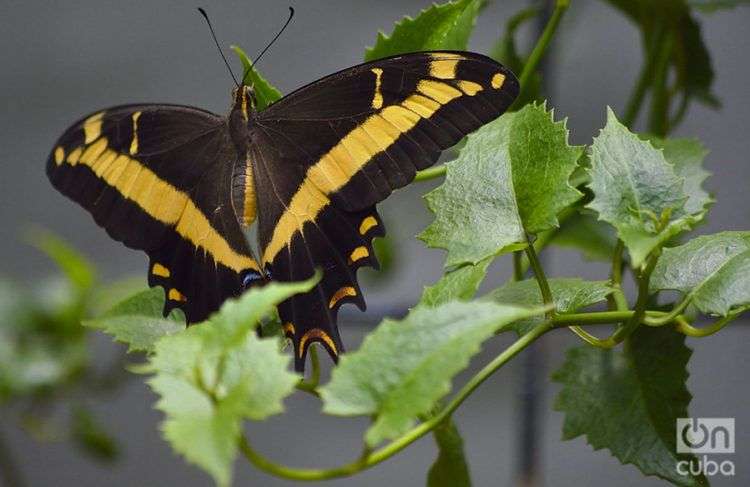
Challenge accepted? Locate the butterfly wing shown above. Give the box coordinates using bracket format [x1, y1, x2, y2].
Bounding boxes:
[47, 104, 260, 322]
[249, 51, 519, 369]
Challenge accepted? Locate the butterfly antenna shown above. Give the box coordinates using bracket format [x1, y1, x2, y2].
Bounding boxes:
[252, 6, 295, 69]
[198, 7, 240, 87]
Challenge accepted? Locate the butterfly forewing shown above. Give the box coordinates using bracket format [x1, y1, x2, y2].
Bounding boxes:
[248, 51, 518, 368]
[46, 104, 260, 322]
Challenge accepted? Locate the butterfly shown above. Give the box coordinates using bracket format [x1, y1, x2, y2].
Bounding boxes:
[46, 50, 519, 370]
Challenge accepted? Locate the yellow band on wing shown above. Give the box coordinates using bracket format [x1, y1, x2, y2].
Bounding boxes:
[262, 80, 464, 264]
[359, 216, 378, 235]
[63, 136, 259, 273]
[298, 329, 338, 358]
[329, 286, 356, 308]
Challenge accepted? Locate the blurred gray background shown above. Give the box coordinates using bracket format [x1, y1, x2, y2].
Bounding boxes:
[1, 0, 748, 486]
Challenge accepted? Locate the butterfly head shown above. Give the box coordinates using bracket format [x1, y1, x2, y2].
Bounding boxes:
[232, 85, 257, 120]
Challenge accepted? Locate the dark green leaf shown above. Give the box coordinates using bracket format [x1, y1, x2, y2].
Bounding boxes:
[427, 418, 472, 487]
[553, 326, 707, 487]
[320, 301, 544, 446]
[419, 257, 492, 307]
[365, 0, 481, 61]
[486, 278, 612, 335]
[230, 45, 283, 111]
[83, 287, 184, 353]
[650, 231, 750, 316]
[420, 103, 582, 267]
[602, 1, 719, 114]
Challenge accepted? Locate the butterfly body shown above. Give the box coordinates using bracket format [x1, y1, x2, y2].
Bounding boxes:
[47, 51, 519, 370]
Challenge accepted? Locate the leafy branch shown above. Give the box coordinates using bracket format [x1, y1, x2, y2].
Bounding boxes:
[20, 1, 749, 487]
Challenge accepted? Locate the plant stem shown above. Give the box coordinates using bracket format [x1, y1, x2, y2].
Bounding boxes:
[513, 251, 524, 281]
[622, 37, 658, 128]
[675, 313, 738, 337]
[414, 164, 447, 182]
[512, 0, 570, 109]
[647, 32, 674, 136]
[609, 240, 628, 311]
[645, 297, 692, 326]
[611, 252, 659, 343]
[239, 320, 554, 481]
[525, 235, 554, 316]
[295, 346, 321, 397]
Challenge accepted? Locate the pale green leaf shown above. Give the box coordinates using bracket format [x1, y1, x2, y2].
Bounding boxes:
[83, 287, 184, 353]
[420, 103, 583, 267]
[419, 257, 492, 307]
[320, 301, 543, 446]
[648, 137, 713, 215]
[553, 326, 707, 487]
[28, 229, 95, 294]
[230, 45, 283, 111]
[365, 0, 481, 61]
[486, 278, 612, 335]
[147, 278, 313, 486]
[587, 108, 698, 267]
[427, 418, 472, 487]
[650, 231, 750, 316]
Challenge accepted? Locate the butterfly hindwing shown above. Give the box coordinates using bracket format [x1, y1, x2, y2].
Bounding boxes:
[46, 104, 260, 322]
[248, 51, 518, 367]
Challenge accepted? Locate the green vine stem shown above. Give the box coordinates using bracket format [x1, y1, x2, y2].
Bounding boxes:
[413, 164, 447, 182]
[609, 240, 628, 311]
[239, 319, 555, 481]
[675, 313, 739, 338]
[511, 0, 570, 110]
[647, 32, 675, 136]
[295, 346, 321, 397]
[525, 234, 554, 314]
[622, 27, 664, 128]
[238, 297, 740, 481]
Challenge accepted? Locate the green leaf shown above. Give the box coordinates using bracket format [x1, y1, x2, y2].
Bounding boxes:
[689, 0, 750, 12]
[486, 278, 612, 335]
[28, 229, 95, 295]
[419, 257, 492, 307]
[650, 231, 750, 316]
[427, 418, 472, 487]
[320, 301, 543, 446]
[147, 278, 314, 486]
[365, 0, 481, 61]
[553, 326, 707, 487]
[587, 108, 700, 267]
[647, 137, 713, 215]
[420, 103, 583, 267]
[490, 6, 539, 73]
[550, 210, 618, 262]
[71, 406, 119, 462]
[230, 45, 283, 111]
[83, 287, 184, 353]
[603, 1, 719, 113]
